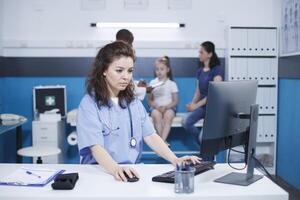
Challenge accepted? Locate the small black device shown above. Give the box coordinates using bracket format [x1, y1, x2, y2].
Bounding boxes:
[125, 173, 139, 182]
[152, 161, 216, 183]
[51, 173, 79, 190]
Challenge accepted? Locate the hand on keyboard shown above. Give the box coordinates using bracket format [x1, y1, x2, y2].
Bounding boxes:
[152, 161, 216, 183]
[173, 155, 202, 167]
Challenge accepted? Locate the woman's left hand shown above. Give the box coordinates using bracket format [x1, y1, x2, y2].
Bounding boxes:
[173, 156, 202, 166]
[186, 103, 198, 112]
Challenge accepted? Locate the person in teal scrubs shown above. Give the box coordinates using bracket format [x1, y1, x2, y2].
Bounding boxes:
[77, 41, 200, 182]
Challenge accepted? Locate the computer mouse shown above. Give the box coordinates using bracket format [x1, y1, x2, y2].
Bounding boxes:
[124, 173, 139, 182]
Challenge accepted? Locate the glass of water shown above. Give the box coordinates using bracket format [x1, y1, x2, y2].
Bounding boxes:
[174, 166, 195, 193]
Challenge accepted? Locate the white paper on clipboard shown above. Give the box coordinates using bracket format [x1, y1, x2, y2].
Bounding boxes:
[0, 167, 64, 187]
[150, 80, 165, 88]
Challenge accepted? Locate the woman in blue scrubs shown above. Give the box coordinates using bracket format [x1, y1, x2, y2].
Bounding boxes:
[182, 41, 223, 141]
[77, 41, 200, 182]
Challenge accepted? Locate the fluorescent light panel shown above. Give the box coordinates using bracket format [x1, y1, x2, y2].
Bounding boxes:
[91, 22, 185, 28]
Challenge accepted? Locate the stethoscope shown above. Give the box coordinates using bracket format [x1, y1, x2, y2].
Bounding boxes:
[95, 101, 137, 148]
[127, 106, 137, 148]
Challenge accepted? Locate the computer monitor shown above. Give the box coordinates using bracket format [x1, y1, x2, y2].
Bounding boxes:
[200, 80, 263, 186]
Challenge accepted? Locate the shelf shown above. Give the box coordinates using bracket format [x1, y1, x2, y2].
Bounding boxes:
[231, 26, 277, 30]
[280, 52, 300, 57]
[256, 140, 276, 143]
[227, 26, 278, 175]
[230, 55, 277, 58]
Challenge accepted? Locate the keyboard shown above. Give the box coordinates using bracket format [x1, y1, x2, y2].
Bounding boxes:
[152, 161, 216, 183]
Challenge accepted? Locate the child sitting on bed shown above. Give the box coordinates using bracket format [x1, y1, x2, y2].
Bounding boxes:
[147, 56, 179, 146]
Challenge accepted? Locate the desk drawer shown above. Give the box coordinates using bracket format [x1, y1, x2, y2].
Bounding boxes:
[32, 122, 59, 142]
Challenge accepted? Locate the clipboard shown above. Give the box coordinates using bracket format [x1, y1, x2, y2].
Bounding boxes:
[150, 80, 165, 88]
[0, 167, 65, 187]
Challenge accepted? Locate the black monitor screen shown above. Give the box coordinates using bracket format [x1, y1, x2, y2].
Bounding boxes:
[35, 87, 66, 116]
[200, 81, 257, 157]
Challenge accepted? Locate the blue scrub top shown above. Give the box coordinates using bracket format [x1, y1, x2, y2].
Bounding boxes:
[197, 65, 224, 100]
[76, 94, 156, 164]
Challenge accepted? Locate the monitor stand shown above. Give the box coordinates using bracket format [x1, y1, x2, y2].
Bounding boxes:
[214, 104, 263, 186]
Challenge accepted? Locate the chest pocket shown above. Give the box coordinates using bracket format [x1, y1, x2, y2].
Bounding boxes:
[101, 125, 120, 137]
[97, 107, 121, 137]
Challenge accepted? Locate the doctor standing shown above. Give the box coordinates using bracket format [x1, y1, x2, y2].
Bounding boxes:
[77, 41, 200, 182]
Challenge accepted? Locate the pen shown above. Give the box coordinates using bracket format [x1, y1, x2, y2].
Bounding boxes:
[186, 163, 191, 171]
[176, 164, 180, 171]
[26, 170, 41, 178]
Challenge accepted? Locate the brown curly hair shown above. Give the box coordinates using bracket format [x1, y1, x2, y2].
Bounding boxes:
[86, 41, 136, 108]
[155, 56, 173, 80]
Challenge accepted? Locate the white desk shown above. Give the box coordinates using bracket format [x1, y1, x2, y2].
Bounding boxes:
[0, 164, 288, 200]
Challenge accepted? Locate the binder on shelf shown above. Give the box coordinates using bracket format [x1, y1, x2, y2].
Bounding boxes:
[256, 59, 263, 85]
[267, 88, 272, 113]
[241, 29, 248, 55]
[247, 58, 254, 81]
[253, 59, 260, 82]
[257, 116, 263, 141]
[263, 58, 270, 85]
[266, 58, 272, 85]
[247, 29, 254, 56]
[247, 29, 260, 56]
[270, 58, 278, 84]
[232, 57, 248, 80]
[259, 116, 267, 142]
[258, 29, 267, 56]
[257, 87, 277, 114]
[270, 29, 277, 55]
[264, 116, 270, 140]
[257, 88, 264, 113]
[253, 29, 261, 55]
[262, 88, 269, 113]
[240, 58, 248, 80]
[230, 28, 248, 56]
[265, 116, 271, 141]
[256, 58, 266, 85]
[270, 87, 277, 112]
[230, 29, 240, 55]
[264, 116, 271, 142]
[228, 59, 236, 80]
[264, 29, 271, 56]
[263, 88, 269, 113]
[269, 116, 276, 140]
[265, 30, 272, 56]
[232, 58, 238, 80]
[265, 58, 272, 85]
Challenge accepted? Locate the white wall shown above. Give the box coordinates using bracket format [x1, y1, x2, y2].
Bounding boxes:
[2, 0, 281, 57]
